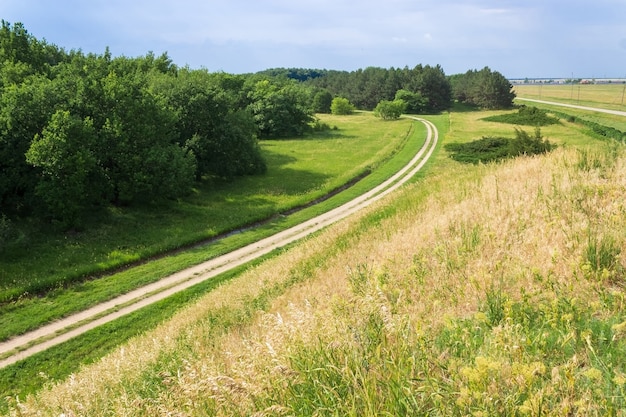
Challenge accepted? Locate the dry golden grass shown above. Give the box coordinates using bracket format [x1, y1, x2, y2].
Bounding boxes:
[514, 83, 626, 110]
[8, 126, 626, 415]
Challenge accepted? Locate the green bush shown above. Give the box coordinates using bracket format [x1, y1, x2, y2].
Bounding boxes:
[330, 97, 355, 115]
[373, 99, 407, 120]
[312, 90, 333, 113]
[445, 127, 555, 164]
[546, 110, 626, 142]
[482, 106, 560, 126]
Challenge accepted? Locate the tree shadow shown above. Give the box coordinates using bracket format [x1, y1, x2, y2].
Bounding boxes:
[449, 102, 480, 113]
[261, 129, 358, 141]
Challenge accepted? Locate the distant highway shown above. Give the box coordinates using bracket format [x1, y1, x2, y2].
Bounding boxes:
[516, 97, 626, 117]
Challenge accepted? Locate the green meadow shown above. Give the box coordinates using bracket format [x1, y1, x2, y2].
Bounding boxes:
[0, 112, 424, 343]
[4, 101, 626, 415]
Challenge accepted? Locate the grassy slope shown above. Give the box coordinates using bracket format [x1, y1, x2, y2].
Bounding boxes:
[0, 112, 418, 341]
[0, 113, 427, 406]
[0, 112, 409, 300]
[7, 111, 626, 415]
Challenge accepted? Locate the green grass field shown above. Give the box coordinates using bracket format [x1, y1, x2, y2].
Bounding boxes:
[4, 103, 626, 415]
[0, 112, 426, 342]
[6, 103, 626, 416]
[0, 112, 433, 407]
[1, 113, 412, 304]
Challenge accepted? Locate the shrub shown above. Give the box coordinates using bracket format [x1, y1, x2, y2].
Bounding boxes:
[373, 99, 407, 120]
[483, 106, 559, 126]
[330, 97, 355, 115]
[312, 90, 333, 113]
[445, 127, 555, 164]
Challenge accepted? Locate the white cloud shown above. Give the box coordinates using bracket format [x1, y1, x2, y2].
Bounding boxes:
[1, 0, 624, 76]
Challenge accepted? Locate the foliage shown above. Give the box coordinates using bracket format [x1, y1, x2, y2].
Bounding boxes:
[255, 67, 328, 82]
[373, 99, 407, 120]
[394, 89, 428, 113]
[246, 79, 315, 138]
[330, 97, 355, 115]
[445, 136, 512, 164]
[307, 64, 452, 112]
[151, 69, 265, 179]
[0, 74, 57, 213]
[416, 64, 453, 112]
[445, 127, 555, 164]
[0, 20, 64, 83]
[200, 110, 267, 178]
[0, 21, 271, 226]
[0, 214, 17, 251]
[451, 66, 516, 109]
[0, 112, 412, 310]
[310, 119, 333, 132]
[95, 65, 196, 205]
[483, 105, 560, 126]
[312, 89, 333, 113]
[550, 110, 626, 142]
[25, 111, 99, 225]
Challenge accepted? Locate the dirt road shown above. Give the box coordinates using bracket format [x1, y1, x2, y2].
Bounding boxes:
[0, 117, 438, 369]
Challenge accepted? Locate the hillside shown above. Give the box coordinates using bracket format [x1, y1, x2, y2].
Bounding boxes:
[8, 116, 626, 415]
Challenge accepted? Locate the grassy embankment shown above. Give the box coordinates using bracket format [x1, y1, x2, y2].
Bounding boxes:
[0, 112, 421, 341]
[0, 112, 429, 406]
[7, 99, 626, 415]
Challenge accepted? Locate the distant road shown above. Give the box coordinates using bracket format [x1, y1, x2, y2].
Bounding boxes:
[516, 97, 626, 117]
[0, 117, 438, 369]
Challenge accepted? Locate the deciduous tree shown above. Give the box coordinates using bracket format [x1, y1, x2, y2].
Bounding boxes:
[312, 89, 333, 113]
[25, 110, 98, 225]
[247, 79, 314, 138]
[394, 89, 427, 114]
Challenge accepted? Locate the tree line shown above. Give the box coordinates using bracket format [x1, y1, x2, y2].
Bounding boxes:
[0, 20, 515, 228]
[267, 65, 516, 115]
[0, 21, 314, 226]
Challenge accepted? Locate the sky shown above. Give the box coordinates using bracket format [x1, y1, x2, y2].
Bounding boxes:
[1, 0, 625, 78]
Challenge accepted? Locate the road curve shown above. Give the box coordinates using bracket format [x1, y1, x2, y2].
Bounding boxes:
[0, 117, 438, 369]
[516, 97, 626, 117]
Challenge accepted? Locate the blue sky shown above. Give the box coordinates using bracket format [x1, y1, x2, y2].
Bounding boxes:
[2, 0, 625, 78]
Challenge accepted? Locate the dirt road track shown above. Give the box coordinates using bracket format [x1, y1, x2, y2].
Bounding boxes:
[0, 117, 438, 369]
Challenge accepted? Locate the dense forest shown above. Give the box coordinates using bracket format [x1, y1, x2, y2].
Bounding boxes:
[0, 20, 515, 229]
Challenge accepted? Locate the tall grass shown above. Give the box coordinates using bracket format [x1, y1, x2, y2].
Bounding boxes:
[8, 116, 626, 416]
